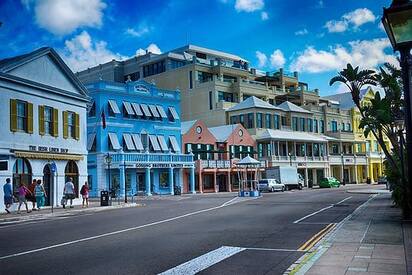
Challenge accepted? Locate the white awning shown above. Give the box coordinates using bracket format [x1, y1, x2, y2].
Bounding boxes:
[156, 105, 167, 118]
[140, 104, 152, 117]
[108, 133, 121, 150]
[123, 102, 135, 116]
[168, 107, 180, 120]
[169, 136, 180, 153]
[123, 133, 136, 150]
[131, 103, 143, 116]
[149, 105, 160, 118]
[149, 135, 161, 151]
[87, 133, 96, 151]
[157, 135, 169, 152]
[131, 134, 144, 151]
[108, 100, 121, 114]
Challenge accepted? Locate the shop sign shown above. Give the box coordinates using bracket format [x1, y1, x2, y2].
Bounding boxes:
[29, 146, 69, 154]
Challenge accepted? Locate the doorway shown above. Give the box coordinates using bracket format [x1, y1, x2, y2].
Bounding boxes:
[43, 164, 52, 206]
[217, 174, 227, 192]
[136, 173, 145, 193]
[65, 161, 79, 197]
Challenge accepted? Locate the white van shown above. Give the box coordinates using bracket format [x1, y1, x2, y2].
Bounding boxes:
[258, 179, 285, 192]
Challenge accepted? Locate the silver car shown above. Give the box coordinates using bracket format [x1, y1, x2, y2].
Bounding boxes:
[258, 179, 285, 192]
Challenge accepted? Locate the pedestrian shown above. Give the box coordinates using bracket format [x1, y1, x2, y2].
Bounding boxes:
[3, 178, 13, 214]
[27, 179, 37, 211]
[35, 179, 47, 210]
[17, 183, 32, 214]
[80, 181, 89, 208]
[63, 177, 76, 208]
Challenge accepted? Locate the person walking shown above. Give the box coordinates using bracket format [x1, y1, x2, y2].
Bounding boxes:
[27, 179, 37, 211]
[63, 177, 76, 209]
[80, 182, 89, 208]
[17, 183, 32, 214]
[34, 179, 47, 210]
[3, 178, 13, 214]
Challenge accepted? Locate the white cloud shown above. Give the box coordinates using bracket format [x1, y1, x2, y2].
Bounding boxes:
[290, 38, 398, 73]
[324, 8, 375, 33]
[260, 11, 269, 20]
[62, 31, 126, 72]
[22, 0, 107, 35]
[295, 28, 308, 36]
[235, 0, 264, 12]
[255, 51, 267, 67]
[135, 43, 162, 56]
[125, 26, 149, 37]
[270, 49, 285, 68]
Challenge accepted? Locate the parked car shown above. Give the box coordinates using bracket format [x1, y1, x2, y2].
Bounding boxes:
[258, 179, 285, 192]
[319, 177, 340, 188]
[377, 176, 388, 185]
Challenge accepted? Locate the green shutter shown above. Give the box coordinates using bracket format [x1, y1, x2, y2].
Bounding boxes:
[63, 111, 68, 139]
[10, 99, 17, 132]
[39, 105, 45, 135]
[52, 108, 58, 137]
[74, 113, 80, 140]
[27, 102, 33, 134]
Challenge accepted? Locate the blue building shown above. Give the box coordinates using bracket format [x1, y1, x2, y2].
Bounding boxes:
[86, 80, 195, 197]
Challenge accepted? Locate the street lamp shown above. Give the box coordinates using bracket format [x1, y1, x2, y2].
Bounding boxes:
[104, 153, 112, 196]
[382, 0, 412, 199]
[288, 152, 292, 166]
[341, 152, 346, 185]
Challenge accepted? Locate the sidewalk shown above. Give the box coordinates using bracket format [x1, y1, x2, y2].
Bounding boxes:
[287, 193, 411, 275]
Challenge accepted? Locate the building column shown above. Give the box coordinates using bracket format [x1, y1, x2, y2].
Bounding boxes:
[304, 168, 308, 187]
[214, 171, 218, 192]
[145, 167, 151, 196]
[190, 167, 196, 194]
[119, 163, 126, 198]
[354, 157, 358, 184]
[169, 167, 174, 195]
[277, 141, 280, 156]
[340, 165, 344, 183]
[293, 141, 297, 156]
[227, 171, 232, 192]
[199, 169, 203, 193]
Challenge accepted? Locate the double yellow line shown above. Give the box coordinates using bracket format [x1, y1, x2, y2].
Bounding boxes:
[298, 223, 336, 252]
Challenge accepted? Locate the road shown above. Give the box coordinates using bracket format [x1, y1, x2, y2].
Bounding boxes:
[0, 185, 374, 275]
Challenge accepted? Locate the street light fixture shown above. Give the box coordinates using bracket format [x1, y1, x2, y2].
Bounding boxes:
[104, 153, 112, 196]
[288, 152, 292, 166]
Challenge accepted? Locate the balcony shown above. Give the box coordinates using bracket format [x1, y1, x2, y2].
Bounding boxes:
[198, 160, 231, 169]
[329, 154, 368, 165]
[110, 153, 194, 168]
[326, 130, 355, 141]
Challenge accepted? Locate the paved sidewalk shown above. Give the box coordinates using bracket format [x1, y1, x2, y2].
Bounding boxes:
[287, 193, 410, 275]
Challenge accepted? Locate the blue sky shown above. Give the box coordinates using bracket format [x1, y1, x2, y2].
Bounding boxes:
[0, 0, 396, 96]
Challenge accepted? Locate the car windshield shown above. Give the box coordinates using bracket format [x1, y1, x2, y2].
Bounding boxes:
[259, 180, 268, 184]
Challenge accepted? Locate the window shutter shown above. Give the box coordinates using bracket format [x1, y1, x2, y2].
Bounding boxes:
[38, 105, 45, 135]
[10, 99, 17, 132]
[27, 102, 33, 134]
[63, 111, 68, 139]
[74, 113, 80, 140]
[52, 108, 58, 137]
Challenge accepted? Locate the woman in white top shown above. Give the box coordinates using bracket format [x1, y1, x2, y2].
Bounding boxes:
[63, 177, 76, 208]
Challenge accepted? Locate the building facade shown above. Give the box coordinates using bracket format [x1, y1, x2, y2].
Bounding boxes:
[0, 47, 89, 211]
[86, 80, 195, 197]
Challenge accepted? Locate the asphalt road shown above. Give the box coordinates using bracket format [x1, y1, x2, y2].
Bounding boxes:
[0, 185, 374, 275]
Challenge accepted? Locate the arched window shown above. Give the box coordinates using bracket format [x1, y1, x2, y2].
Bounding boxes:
[13, 158, 32, 194]
[65, 161, 79, 197]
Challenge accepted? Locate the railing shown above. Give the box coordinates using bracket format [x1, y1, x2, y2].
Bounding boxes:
[111, 153, 194, 164]
[199, 160, 231, 168]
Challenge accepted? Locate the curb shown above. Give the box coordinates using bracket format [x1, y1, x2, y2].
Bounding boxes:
[284, 194, 378, 275]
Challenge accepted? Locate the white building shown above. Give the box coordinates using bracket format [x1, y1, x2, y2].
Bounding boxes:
[0, 47, 89, 211]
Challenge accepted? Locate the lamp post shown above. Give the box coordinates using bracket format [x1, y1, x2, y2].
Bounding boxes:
[379, 152, 383, 177]
[341, 152, 346, 185]
[382, 0, 412, 217]
[288, 152, 292, 166]
[104, 153, 112, 195]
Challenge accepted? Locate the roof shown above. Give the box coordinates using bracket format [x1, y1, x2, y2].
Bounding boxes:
[0, 47, 89, 99]
[208, 124, 239, 142]
[182, 44, 247, 62]
[227, 96, 283, 112]
[181, 120, 197, 134]
[237, 155, 260, 165]
[322, 87, 378, 110]
[256, 129, 327, 142]
[276, 101, 312, 114]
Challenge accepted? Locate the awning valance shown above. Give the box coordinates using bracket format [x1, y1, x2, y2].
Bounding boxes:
[14, 151, 83, 161]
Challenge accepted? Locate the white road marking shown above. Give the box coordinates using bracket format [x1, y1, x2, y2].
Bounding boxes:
[0, 196, 253, 261]
[293, 196, 352, 224]
[159, 246, 245, 275]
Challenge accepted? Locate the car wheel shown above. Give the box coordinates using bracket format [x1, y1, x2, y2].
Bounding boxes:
[271, 187, 275, 192]
[298, 184, 303, 190]
[281, 186, 285, 192]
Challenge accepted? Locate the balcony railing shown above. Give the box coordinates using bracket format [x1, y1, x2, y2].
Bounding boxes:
[199, 160, 231, 169]
[111, 153, 194, 164]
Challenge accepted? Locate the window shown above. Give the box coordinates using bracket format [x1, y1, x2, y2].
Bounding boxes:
[247, 113, 254, 128]
[218, 91, 234, 102]
[239, 115, 245, 127]
[308, 118, 313, 132]
[265, 114, 271, 128]
[17, 101, 27, 131]
[314, 119, 318, 133]
[124, 71, 140, 82]
[44, 107, 53, 135]
[281, 116, 287, 126]
[209, 91, 213, 110]
[292, 117, 298, 131]
[299, 118, 305, 131]
[230, 116, 238, 124]
[274, 114, 280, 129]
[67, 112, 76, 139]
[331, 121, 338, 132]
[256, 113, 263, 128]
[170, 59, 185, 69]
[320, 120, 325, 133]
[332, 144, 339, 154]
[346, 123, 351, 132]
[258, 143, 263, 158]
[189, 71, 193, 89]
[341, 122, 345, 131]
[143, 61, 166, 77]
[159, 172, 169, 188]
[197, 71, 213, 83]
[196, 52, 207, 59]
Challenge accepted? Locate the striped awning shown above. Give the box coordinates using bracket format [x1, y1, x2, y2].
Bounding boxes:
[123, 102, 135, 116]
[149, 105, 160, 118]
[131, 134, 144, 151]
[157, 135, 169, 152]
[108, 133, 121, 150]
[168, 107, 179, 120]
[140, 104, 152, 117]
[169, 136, 180, 153]
[131, 103, 143, 116]
[156, 105, 167, 118]
[149, 135, 161, 151]
[108, 100, 121, 114]
[14, 151, 83, 161]
[123, 133, 135, 150]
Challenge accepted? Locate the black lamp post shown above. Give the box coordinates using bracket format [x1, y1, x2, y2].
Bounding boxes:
[382, 0, 412, 217]
[288, 152, 292, 166]
[104, 153, 112, 195]
[341, 152, 346, 185]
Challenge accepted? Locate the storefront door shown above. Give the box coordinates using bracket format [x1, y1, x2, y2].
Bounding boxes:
[217, 174, 227, 192]
[43, 165, 52, 206]
[136, 173, 145, 193]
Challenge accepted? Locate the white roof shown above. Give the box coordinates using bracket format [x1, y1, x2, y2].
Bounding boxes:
[277, 101, 312, 114]
[184, 44, 247, 62]
[237, 155, 260, 165]
[257, 129, 327, 142]
[181, 120, 197, 134]
[227, 96, 283, 112]
[209, 124, 238, 142]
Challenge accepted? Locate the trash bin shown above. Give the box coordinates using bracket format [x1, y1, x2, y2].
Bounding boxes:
[100, 190, 110, 206]
[366, 177, 371, 184]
